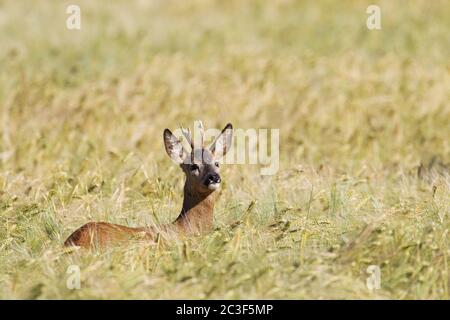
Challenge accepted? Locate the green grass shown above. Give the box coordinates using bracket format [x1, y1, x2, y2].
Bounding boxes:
[0, 0, 449, 299]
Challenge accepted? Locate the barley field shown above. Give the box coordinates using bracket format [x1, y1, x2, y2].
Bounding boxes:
[0, 0, 449, 299]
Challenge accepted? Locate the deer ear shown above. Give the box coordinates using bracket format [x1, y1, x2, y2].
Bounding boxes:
[164, 129, 187, 164]
[210, 123, 233, 159]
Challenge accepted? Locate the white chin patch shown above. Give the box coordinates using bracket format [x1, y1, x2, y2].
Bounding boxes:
[207, 183, 220, 190]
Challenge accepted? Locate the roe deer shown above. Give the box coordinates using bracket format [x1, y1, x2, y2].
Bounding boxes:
[64, 122, 233, 249]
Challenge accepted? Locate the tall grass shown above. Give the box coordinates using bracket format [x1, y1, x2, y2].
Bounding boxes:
[0, 0, 448, 299]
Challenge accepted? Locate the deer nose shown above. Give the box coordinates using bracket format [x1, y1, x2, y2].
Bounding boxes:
[207, 173, 221, 184]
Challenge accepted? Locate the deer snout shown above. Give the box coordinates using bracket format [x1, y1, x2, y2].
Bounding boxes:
[207, 173, 221, 184]
[205, 173, 221, 190]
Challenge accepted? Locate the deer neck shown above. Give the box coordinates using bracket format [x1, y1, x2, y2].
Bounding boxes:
[173, 183, 217, 234]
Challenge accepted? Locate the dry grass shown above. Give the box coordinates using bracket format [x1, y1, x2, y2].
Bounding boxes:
[0, 0, 449, 299]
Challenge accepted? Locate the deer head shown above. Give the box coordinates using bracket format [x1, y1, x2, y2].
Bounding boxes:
[163, 122, 233, 195]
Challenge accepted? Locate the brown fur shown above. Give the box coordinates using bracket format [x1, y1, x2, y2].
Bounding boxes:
[64, 184, 218, 248]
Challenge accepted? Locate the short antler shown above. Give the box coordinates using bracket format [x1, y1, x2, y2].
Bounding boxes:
[193, 120, 205, 149]
[195, 120, 205, 148]
[179, 120, 205, 150]
[180, 125, 194, 150]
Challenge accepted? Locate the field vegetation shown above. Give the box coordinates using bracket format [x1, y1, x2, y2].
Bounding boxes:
[0, 0, 448, 299]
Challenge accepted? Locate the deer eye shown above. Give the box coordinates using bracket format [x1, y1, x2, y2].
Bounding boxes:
[214, 162, 220, 167]
[189, 164, 199, 171]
